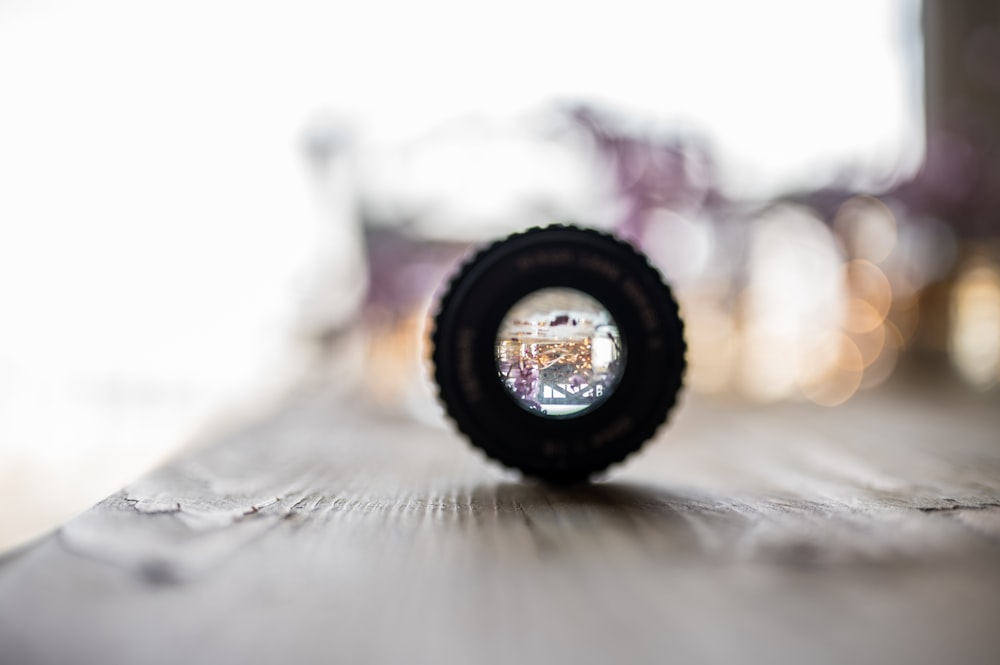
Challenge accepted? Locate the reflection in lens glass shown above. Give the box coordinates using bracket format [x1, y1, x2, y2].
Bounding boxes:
[495, 288, 625, 418]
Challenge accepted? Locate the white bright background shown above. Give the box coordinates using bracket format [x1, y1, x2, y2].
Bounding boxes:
[0, 0, 921, 550]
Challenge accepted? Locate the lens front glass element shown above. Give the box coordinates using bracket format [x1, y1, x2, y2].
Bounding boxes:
[495, 288, 625, 418]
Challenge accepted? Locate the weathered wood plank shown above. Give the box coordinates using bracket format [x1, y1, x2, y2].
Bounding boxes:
[1, 388, 998, 665]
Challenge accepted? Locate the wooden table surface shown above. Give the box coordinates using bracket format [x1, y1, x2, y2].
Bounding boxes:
[1, 384, 999, 665]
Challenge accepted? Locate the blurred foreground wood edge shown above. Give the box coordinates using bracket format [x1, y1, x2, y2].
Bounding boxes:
[0, 385, 998, 665]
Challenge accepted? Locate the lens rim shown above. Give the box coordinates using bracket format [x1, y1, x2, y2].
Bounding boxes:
[431, 225, 685, 482]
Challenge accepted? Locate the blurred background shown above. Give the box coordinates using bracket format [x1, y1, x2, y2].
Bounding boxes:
[1, 0, 998, 551]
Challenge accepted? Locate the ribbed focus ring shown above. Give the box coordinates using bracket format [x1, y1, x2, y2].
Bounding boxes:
[429, 225, 686, 482]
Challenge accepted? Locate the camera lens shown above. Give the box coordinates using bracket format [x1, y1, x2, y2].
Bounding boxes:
[431, 225, 685, 482]
[495, 287, 625, 418]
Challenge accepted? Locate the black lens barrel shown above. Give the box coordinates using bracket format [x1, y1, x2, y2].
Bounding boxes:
[430, 225, 686, 482]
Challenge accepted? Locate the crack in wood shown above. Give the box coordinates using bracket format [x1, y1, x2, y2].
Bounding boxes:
[917, 502, 1000, 513]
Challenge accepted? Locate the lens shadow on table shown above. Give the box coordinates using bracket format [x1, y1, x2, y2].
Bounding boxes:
[453, 480, 723, 560]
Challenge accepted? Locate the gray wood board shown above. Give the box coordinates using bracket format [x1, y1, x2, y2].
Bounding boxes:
[1, 388, 999, 665]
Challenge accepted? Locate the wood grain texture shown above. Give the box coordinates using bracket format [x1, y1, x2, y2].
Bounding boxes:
[1, 387, 999, 665]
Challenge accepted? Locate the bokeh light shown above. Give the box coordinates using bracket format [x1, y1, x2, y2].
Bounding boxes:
[950, 257, 1000, 389]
